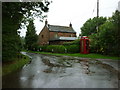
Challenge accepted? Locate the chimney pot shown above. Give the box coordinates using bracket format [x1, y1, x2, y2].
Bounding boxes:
[69, 22, 72, 27]
[45, 19, 48, 25]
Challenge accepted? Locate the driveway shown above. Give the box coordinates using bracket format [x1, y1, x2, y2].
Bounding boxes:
[2, 52, 119, 88]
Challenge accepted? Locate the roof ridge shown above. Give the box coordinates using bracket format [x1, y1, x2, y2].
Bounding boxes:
[49, 24, 70, 28]
[48, 24, 76, 33]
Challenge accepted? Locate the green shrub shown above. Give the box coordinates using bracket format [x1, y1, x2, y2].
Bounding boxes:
[63, 42, 73, 45]
[37, 41, 80, 53]
[57, 45, 66, 53]
[46, 45, 54, 52]
[89, 34, 99, 53]
[65, 45, 80, 53]
[37, 45, 48, 51]
[72, 39, 80, 45]
[63, 39, 80, 53]
[63, 39, 80, 45]
[46, 45, 66, 53]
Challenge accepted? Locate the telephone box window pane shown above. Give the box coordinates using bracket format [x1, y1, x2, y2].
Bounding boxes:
[86, 40, 89, 51]
[81, 40, 84, 52]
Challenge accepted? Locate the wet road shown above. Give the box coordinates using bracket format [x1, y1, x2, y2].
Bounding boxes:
[2, 52, 119, 88]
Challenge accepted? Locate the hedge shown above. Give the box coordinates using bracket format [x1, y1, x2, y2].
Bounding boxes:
[37, 45, 48, 51]
[63, 39, 80, 45]
[37, 41, 80, 53]
[46, 45, 66, 53]
[64, 45, 80, 53]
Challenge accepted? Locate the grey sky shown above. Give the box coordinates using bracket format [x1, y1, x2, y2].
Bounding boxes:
[20, 0, 120, 37]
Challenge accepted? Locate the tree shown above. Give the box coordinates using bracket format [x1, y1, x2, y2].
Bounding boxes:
[25, 20, 38, 50]
[20, 36, 25, 50]
[2, 1, 50, 62]
[99, 20, 114, 54]
[89, 10, 120, 56]
[112, 10, 120, 56]
[81, 17, 106, 36]
[89, 34, 99, 53]
[98, 10, 120, 56]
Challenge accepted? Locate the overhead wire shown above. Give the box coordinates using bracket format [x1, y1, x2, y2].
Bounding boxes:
[92, 2, 97, 16]
[91, 0, 119, 17]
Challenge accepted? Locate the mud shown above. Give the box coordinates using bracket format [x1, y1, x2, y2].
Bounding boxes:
[41, 55, 119, 76]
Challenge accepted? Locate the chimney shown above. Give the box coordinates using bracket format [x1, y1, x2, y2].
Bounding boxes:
[45, 19, 48, 25]
[69, 22, 72, 27]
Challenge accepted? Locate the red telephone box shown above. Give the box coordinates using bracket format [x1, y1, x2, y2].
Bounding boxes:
[80, 36, 89, 54]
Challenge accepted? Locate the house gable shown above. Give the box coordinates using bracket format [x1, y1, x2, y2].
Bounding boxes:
[38, 25, 49, 45]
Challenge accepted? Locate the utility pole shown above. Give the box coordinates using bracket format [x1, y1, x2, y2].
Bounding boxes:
[96, 0, 99, 53]
[97, 0, 99, 18]
[97, 0, 99, 32]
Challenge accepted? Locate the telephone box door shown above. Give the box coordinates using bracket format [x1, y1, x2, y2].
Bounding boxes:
[80, 36, 89, 54]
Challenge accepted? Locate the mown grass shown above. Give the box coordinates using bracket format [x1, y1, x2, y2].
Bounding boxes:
[26, 50, 120, 60]
[2, 54, 30, 76]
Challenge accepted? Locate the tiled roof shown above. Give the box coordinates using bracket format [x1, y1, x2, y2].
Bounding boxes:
[48, 25, 76, 33]
[50, 37, 77, 41]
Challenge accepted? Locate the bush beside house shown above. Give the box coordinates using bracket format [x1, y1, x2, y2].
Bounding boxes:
[46, 45, 66, 53]
[35, 39, 80, 53]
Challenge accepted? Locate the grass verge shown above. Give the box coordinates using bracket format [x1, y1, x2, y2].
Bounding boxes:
[2, 54, 30, 76]
[26, 50, 120, 60]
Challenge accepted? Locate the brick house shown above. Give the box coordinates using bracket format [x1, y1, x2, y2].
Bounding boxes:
[38, 20, 77, 45]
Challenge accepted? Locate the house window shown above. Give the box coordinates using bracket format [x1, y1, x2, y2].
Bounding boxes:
[54, 33, 58, 38]
[41, 35, 44, 38]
